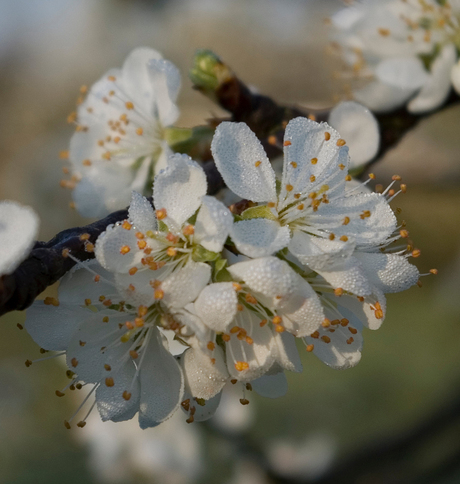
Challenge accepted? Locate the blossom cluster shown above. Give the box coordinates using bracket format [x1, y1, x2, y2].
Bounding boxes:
[25, 111, 420, 429]
[331, 0, 460, 112]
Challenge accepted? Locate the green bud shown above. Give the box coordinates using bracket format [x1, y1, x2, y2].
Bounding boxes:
[192, 245, 220, 263]
[164, 127, 193, 147]
[190, 49, 232, 95]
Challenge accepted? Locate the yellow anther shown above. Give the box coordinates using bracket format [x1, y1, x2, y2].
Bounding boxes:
[268, 135, 277, 145]
[183, 224, 195, 236]
[232, 282, 242, 292]
[222, 334, 231, 342]
[79, 85, 88, 94]
[275, 325, 285, 333]
[207, 342, 215, 351]
[125, 101, 134, 110]
[64, 420, 71, 430]
[336, 139, 346, 146]
[84, 298, 92, 306]
[104, 364, 111, 371]
[230, 326, 240, 334]
[138, 306, 148, 317]
[324, 132, 331, 141]
[59, 150, 69, 160]
[412, 249, 421, 258]
[346, 337, 354, 345]
[134, 317, 144, 328]
[44, 297, 60, 307]
[240, 398, 250, 405]
[156, 208, 167, 220]
[122, 221, 132, 230]
[154, 289, 164, 300]
[349, 327, 358, 335]
[290, 161, 297, 168]
[245, 336, 254, 345]
[120, 245, 131, 255]
[340, 235, 348, 242]
[294, 193, 301, 199]
[311, 157, 318, 165]
[321, 335, 331, 343]
[322, 319, 331, 328]
[360, 210, 371, 219]
[430, 269, 438, 275]
[338, 163, 345, 170]
[259, 319, 268, 327]
[297, 204, 304, 210]
[378, 27, 390, 36]
[400, 229, 409, 238]
[79, 233, 90, 241]
[334, 287, 344, 296]
[286, 184, 294, 192]
[284, 140, 292, 147]
[343, 216, 350, 225]
[375, 309, 384, 319]
[123, 391, 132, 401]
[368, 173, 376, 180]
[310, 175, 316, 183]
[129, 350, 139, 359]
[102, 152, 111, 160]
[272, 316, 282, 325]
[345, 175, 352, 181]
[102, 316, 109, 323]
[306, 344, 314, 352]
[400, 184, 407, 193]
[245, 294, 257, 304]
[71, 358, 78, 368]
[329, 233, 335, 241]
[136, 127, 143, 135]
[255, 160, 262, 167]
[105, 377, 114, 387]
[102, 299, 112, 307]
[235, 361, 250, 372]
[166, 247, 177, 257]
[392, 174, 402, 181]
[137, 240, 147, 250]
[237, 304, 244, 311]
[85, 242, 95, 253]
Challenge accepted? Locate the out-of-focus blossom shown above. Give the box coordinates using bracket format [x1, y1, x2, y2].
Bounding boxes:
[331, 0, 460, 113]
[66, 47, 182, 217]
[0, 200, 39, 276]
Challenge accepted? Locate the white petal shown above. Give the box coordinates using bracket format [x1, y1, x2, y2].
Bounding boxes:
[211, 122, 276, 202]
[281, 275, 325, 337]
[230, 219, 290, 258]
[179, 346, 228, 400]
[161, 262, 211, 309]
[25, 301, 89, 352]
[66, 311, 131, 383]
[186, 392, 222, 422]
[138, 330, 184, 429]
[309, 192, 397, 247]
[408, 44, 457, 113]
[251, 372, 288, 399]
[354, 252, 419, 293]
[121, 47, 163, 111]
[288, 230, 355, 271]
[194, 283, 238, 332]
[228, 256, 299, 311]
[173, 306, 212, 345]
[226, 311, 277, 381]
[336, 290, 386, 330]
[316, 256, 373, 297]
[353, 79, 416, 113]
[128, 192, 156, 233]
[281, 118, 348, 205]
[273, 331, 302, 373]
[0, 201, 39, 276]
[148, 59, 181, 127]
[154, 142, 172, 175]
[153, 153, 207, 230]
[194, 196, 233, 253]
[95, 223, 153, 274]
[375, 57, 429, 90]
[59, 261, 118, 306]
[328, 101, 379, 168]
[96, 360, 141, 423]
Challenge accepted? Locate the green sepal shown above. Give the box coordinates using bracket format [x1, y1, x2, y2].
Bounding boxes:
[240, 204, 277, 221]
[164, 127, 193, 146]
[192, 245, 220, 263]
[157, 220, 168, 233]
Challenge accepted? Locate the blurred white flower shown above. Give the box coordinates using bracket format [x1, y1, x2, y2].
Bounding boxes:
[0, 200, 39, 276]
[67, 47, 181, 217]
[78, 410, 203, 484]
[331, 0, 460, 113]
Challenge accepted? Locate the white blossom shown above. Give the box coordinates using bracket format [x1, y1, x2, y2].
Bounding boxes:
[68, 47, 182, 217]
[331, 0, 460, 112]
[0, 200, 39, 276]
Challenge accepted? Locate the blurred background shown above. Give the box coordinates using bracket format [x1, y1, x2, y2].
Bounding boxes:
[1, 0, 460, 483]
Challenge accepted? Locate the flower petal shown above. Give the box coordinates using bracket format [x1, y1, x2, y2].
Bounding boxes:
[281, 275, 325, 337]
[194, 282, 238, 332]
[138, 330, 184, 429]
[281, 118, 348, 206]
[211, 122, 276, 202]
[161, 262, 211, 309]
[251, 371, 288, 399]
[408, 44, 457, 113]
[128, 192, 157, 233]
[273, 331, 302, 373]
[153, 153, 207, 230]
[376, 56, 429, 90]
[354, 252, 419, 293]
[180, 389, 222, 422]
[451, 59, 460, 95]
[328, 101, 379, 168]
[148, 59, 181, 127]
[179, 345, 229, 400]
[96, 360, 141, 423]
[353, 79, 416, 113]
[228, 256, 299, 311]
[336, 290, 386, 330]
[309, 192, 397, 247]
[288, 230, 355, 271]
[0, 200, 39, 276]
[194, 196, 233, 253]
[230, 219, 290, 258]
[25, 301, 89, 352]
